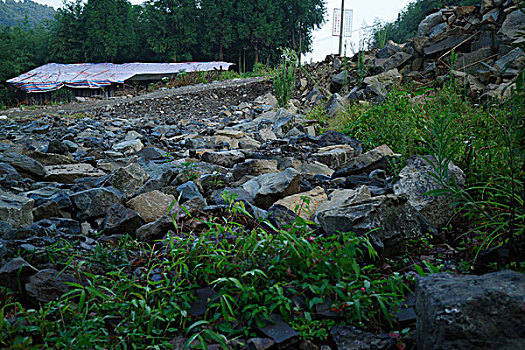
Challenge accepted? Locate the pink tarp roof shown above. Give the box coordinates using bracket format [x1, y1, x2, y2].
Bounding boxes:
[7, 62, 234, 93]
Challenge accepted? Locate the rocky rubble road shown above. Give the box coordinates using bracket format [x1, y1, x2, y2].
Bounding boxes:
[4, 76, 268, 118]
[0, 74, 523, 349]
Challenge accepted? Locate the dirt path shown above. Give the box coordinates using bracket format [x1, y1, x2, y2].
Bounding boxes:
[4, 76, 269, 118]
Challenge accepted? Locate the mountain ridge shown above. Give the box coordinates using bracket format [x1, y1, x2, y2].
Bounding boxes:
[0, 0, 55, 27]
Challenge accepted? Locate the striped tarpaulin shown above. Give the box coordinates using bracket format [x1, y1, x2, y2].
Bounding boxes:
[7, 62, 234, 93]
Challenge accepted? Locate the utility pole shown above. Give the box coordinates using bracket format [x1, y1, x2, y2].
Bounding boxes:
[338, 0, 345, 56]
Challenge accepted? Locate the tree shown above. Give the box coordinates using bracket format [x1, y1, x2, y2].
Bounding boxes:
[280, 0, 325, 63]
[200, 0, 236, 61]
[49, 0, 86, 63]
[83, 0, 137, 62]
[142, 0, 200, 62]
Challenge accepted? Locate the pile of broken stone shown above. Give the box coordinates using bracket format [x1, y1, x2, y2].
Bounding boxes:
[299, 0, 524, 112]
[0, 79, 523, 348]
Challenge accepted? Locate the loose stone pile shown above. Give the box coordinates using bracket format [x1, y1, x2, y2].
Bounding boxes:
[299, 0, 524, 108]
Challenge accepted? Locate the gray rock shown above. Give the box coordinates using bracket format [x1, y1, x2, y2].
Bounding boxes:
[135, 214, 173, 242]
[499, 8, 525, 44]
[457, 47, 494, 74]
[210, 187, 253, 205]
[258, 314, 299, 347]
[254, 93, 278, 107]
[330, 325, 395, 350]
[45, 163, 106, 183]
[270, 108, 296, 136]
[25, 269, 77, 303]
[244, 338, 275, 350]
[363, 69, 402, 98]
[0, 190, 34, 228]
[418, 10, 445, 36]
[428, 22, 448, 39]
[494, 47, 524, 73]
[300, 161, 335, 177]
[423, 33, 470, 56]
[134, 168, 176, 196]
[0, 152, 46, 178]
[176, 181, 205, 203]
[377, 51, 413, 72]
[107, 163, 149, 198]
[317, 131, 363, 152]
[325, 93, 346, 117]
[330, 71, 349, 93]
[0, 162, 20, 183]
[376, 42, 403, 58]
[483, 7, 501, 22]
[233, 159, 279, 181]
[201, 150, 245, 168]
[127, 190, 176, 223]
[306, 86, 325, 105]
[315, 187, 425, 256]
[27, 151, 75, 166]
[102, 203, 142, 236]
[112, 139, 144, 155]
[138, 146, 168, 161]
[71, 187, 124, 221]
[33, 200, 60, 221]
[313, 145, 356, 169]
[242, 168, 301, 209]
[189, 287, 218, 317]
[28, 218, 81, 236]
[46, 139, 69, 155]
[335, 145, 395, 177]
[393, 156, 465, 229]
[416, 270, 525, 350]
[0, 257, 38, 291]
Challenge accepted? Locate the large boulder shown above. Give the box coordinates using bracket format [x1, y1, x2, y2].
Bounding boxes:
[242, 168, 301, 209]
[0, 190, 34, 228]
[416, 270, 525, 350]
[313, 144, 356, 169]
[393, 156, 465, 229]
[315, 186, 426, 256]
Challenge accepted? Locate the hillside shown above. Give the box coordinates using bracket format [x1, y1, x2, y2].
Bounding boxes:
[0, 0, 54, 27]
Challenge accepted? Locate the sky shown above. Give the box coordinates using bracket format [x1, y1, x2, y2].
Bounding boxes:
[32, 0, 413, 63]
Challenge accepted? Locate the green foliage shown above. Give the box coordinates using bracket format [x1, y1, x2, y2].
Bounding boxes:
[0, 196, 409, 347]
[334, 76, 524, 268]
[273, 48, 298, 107]
[420, 78, 524, 267]
[0, 0, 55, 27]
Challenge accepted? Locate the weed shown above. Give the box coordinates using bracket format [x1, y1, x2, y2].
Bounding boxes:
[273, 48, 298, 107]
[1, 192, 410, 348]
